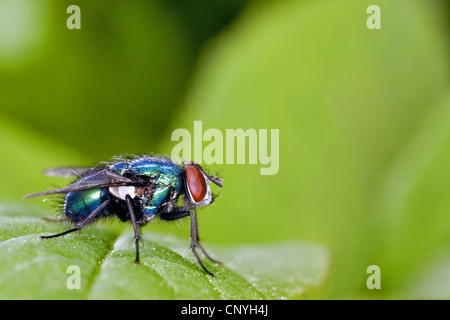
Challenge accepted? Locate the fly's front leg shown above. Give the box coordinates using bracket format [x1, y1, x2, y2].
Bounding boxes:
[160, 207, 220, 277]
[189, 208, 222, 266]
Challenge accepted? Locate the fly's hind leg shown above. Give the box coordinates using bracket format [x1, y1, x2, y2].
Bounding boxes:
[40, 199, 110, 239]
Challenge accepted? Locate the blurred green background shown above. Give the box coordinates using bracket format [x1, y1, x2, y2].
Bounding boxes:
[0, 0, 449, 299]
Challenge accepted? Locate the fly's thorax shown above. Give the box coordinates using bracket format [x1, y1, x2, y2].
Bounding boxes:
[109, 185, 164, 205]
[109, 183, 181, 220]
[135, 186, 155, 201]
[109, 156, 184, 191]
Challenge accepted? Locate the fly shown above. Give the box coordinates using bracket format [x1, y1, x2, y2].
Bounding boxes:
[24, 154, 224, 277]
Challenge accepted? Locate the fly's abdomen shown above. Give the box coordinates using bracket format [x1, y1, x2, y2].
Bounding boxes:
[64, 188, 109, 222]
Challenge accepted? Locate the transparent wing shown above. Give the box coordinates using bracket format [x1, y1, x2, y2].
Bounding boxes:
[43, 166, 93, 178]
[23, 169, 134, 199]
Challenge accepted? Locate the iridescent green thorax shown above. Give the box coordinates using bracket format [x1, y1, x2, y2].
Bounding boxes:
[108, 156, 184, 217]
[108, 156, 183, 191]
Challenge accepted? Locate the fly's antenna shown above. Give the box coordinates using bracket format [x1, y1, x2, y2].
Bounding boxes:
[209, 176, 223, 188]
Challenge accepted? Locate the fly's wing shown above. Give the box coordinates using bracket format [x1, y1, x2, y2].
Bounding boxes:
[23, 169, 134, 199]
[43, 166, 93, 178]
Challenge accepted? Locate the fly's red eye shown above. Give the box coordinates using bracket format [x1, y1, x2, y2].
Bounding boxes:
[186, 165, 207, 203]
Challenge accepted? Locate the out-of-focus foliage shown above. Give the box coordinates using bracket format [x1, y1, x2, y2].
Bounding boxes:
[0, 0, 449, 299]
[0, 0, 249, 160]
[0, 206, 329, 299]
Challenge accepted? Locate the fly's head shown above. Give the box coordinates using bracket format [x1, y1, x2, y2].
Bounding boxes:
[183, 162, 223, 208]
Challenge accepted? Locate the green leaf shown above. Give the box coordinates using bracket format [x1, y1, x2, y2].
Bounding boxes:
[0, 204, 329, 299]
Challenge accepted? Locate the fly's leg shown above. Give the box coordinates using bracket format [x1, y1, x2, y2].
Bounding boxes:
[160, 208, 220, 277]
[125, 195, 142, 264]
[40, 199, 110, 239]
[189, 208, 222, 266]
[189, 209, 215, 277]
